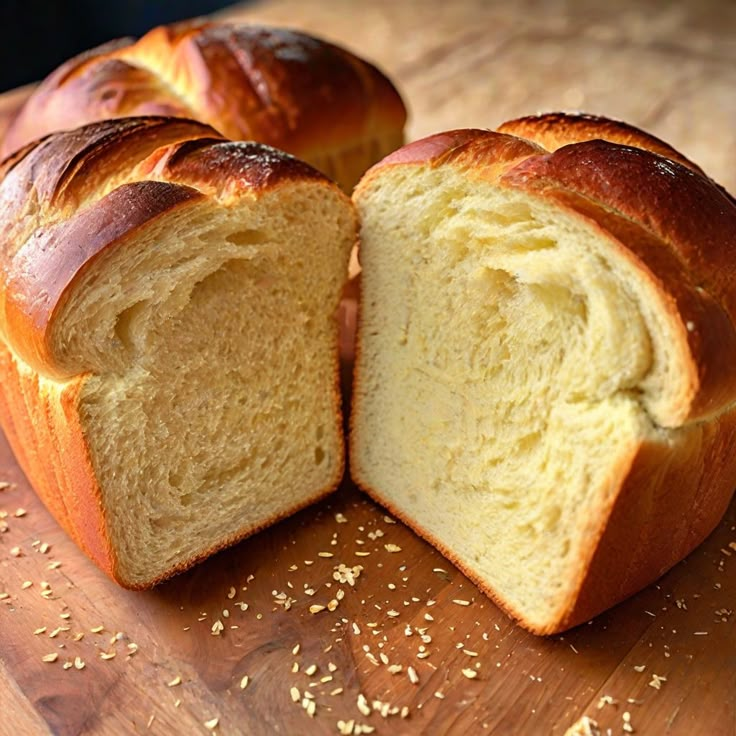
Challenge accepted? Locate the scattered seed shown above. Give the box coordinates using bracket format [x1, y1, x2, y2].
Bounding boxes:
[461, 668, 478, 679]
[290, 686, 300, 703]
[357, 693, 371, 717]
[168, 676, 182, 687]
[384, 544, 402, 553]
[452, 599, 471, 607]
[649, 674, 667, 690]
[309, 605, 326, 614]
[407, 666, 419, 685]
[42, 653, 58, 663]
[204, 718, 219, 731]
[74, 657, 85, 670]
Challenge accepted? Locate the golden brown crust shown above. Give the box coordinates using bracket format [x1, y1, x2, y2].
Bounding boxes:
[0, 116, 351, 588]
[498, 112, 704, 173]
[351, 113, 736, 633]
[1, 21, 407, 190]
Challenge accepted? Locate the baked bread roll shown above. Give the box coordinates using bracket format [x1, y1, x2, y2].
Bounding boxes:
[350, 113, 736, 634]
[0, 21, 407, 191]
[0, 116, 356, 587]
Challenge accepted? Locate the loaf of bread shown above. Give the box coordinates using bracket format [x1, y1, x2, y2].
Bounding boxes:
[0, 21, 407, 191]
[350, 112, 736, 634]
[0, 116, 356, 587]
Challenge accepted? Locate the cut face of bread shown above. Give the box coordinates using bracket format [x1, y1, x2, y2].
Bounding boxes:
[0, 118, 355, 587]
[351, 120, 736, 634]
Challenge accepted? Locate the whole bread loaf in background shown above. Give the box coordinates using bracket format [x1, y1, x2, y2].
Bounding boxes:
[0, 21, 407, 191]
[0, 116, 356, 587]
[350, 112, 736, 634]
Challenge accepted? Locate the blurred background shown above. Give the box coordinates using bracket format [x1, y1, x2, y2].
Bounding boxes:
[0, 0, 240, 91]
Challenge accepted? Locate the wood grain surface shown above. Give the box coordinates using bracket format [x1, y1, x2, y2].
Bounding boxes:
[1, 1, 736, 735]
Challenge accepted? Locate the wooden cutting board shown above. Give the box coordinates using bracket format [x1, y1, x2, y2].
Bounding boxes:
[1, 419, 735, 736]
[1, 1, 736, 734]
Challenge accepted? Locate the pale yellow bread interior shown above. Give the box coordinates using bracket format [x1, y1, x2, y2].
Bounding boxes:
[351, 166, 691, 632]
[46, 182, 353, 586]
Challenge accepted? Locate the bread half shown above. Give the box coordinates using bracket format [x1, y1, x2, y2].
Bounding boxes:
[0, 117, 356, 587]
[350, 113, 736, 634]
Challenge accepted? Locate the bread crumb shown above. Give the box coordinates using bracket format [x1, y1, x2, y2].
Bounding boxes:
[564, 715, 601, 736]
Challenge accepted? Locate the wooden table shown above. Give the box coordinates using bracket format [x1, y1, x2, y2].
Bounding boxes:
[1, 1, 735, 734]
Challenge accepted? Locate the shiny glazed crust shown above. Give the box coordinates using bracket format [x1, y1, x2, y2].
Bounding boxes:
[0, 22, 407, 190]
[350, 112, 736, 633]
[0, 116, 352, 587]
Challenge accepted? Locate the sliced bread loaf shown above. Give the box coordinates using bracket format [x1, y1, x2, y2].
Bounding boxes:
[350, 113, 736, 634]
[0, 116, 356, 587]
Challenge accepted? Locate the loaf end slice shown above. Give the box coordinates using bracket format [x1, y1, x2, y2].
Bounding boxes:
[0, 118, 356, 587]
[351, 118, 736, 634]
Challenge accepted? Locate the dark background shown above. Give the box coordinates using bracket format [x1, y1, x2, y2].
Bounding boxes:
[0, 0, 238, 92]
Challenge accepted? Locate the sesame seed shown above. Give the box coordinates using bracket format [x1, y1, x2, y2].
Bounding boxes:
[41, 653, 58, 663]
[407, 666, 419, 685]
[452, 599, 471, 606]
[357, 693, 371, 716]
[461, 668, 478, 679]
[204, 718, 219, 730]
[290, 687, 300, 703]
[240, 675, 250, 690]
[309, 605, 326, 614]
[384, 544, 402, 553]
